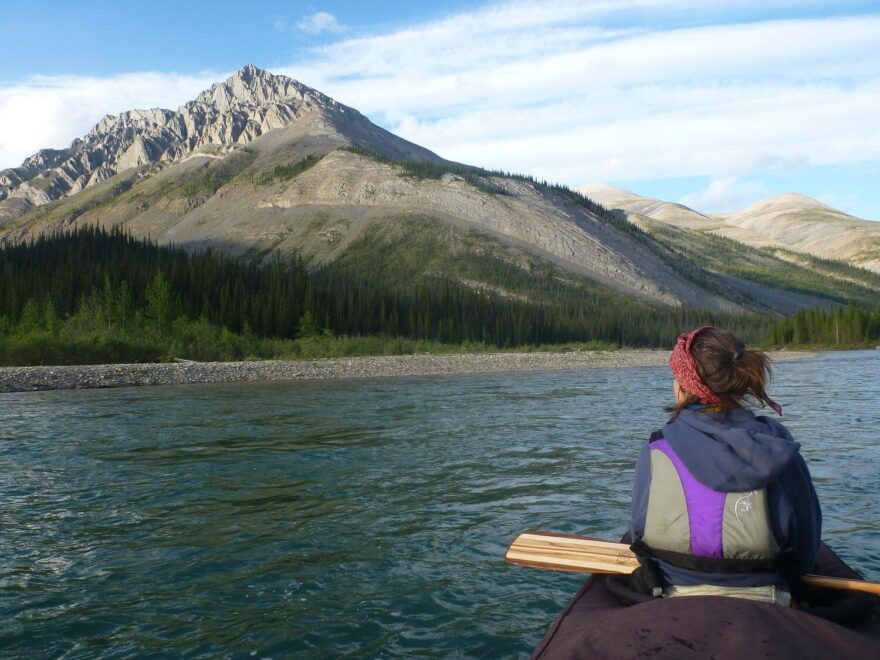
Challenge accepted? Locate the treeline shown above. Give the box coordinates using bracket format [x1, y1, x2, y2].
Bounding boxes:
[0, 227, 775, 365]
[2, 228, 878, 366]
[769, 304, 880, 346]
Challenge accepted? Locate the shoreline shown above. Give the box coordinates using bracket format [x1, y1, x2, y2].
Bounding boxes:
[0, 349, 818, 394]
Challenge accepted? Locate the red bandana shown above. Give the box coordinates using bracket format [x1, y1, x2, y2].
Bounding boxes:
[669, 326, 782, 415]
[669, 326, 721, 405]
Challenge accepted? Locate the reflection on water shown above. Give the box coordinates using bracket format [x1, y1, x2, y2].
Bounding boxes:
[1, 351, 878, 657]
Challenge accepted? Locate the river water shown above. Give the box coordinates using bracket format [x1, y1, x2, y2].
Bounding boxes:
[1, 351, 878, 657]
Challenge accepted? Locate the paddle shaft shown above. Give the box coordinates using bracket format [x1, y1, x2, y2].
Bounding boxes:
[506, 531, 880, 596]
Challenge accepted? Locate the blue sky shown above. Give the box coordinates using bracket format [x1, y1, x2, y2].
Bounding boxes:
[1, 1, 879, 218]
[0, 2, 475, 79]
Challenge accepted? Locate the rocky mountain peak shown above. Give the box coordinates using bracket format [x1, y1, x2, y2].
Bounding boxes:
[235, 62, 262, 83]
[0, 65, 348, 215]
[192, 65, 332, 114]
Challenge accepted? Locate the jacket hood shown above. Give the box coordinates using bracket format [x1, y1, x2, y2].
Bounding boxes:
[662, 407, 799, 492]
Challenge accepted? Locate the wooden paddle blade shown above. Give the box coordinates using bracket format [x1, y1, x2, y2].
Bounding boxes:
[506, 531, 880, 595]
[802, 574, 880, 596]
[505, 530, 640, 575]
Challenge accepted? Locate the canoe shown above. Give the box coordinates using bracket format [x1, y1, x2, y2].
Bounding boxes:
[531, 541, 880, 659]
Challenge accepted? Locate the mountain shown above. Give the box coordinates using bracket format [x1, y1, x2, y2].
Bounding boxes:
[2, 66, 879, 316]
[579, 185, 880, 274]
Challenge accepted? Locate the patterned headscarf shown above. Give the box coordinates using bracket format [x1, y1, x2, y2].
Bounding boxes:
[669, 326, 782, 415]
[669, 326, 721, 404]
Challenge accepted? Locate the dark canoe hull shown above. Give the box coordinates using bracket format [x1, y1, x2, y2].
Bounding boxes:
[532, 542, 880, 659]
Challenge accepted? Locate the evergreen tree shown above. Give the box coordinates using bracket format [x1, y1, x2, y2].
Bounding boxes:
[297, 310, 321, 339]
[145, 273, 175, 331]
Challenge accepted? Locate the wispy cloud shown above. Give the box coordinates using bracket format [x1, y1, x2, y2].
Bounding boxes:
[296, 11, 346, 35]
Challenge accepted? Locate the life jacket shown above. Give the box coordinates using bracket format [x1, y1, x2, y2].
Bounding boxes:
[637, 432, 782, 575]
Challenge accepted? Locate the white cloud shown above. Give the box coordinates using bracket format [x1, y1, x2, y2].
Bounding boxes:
[680, 178, 769, 212]
[296, 12, 346, 35]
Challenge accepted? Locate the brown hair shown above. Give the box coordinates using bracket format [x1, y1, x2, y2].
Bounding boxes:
[668, 328, 775, 419]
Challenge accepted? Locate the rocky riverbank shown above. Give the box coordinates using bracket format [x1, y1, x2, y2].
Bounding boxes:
[0, 350, 815, 393]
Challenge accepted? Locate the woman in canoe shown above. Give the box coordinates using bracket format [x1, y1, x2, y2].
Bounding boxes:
[629, 326, 821, 605]
[526, 328, 878, 657]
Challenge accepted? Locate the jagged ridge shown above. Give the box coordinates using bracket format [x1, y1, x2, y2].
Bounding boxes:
[0, 65, 387, 214]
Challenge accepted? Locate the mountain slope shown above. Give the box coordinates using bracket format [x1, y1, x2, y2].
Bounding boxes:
[632, 215, 880, 309]
[713, 194, 880, 272]
[579, 184, 880, 273]
[2, 142, 728, 310]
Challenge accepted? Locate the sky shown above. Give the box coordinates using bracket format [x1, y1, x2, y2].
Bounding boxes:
[1, 0, 879, 218]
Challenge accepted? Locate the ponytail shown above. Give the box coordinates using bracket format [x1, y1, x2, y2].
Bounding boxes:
[669, 328, 779, 418]
[732, 347, 777, 413]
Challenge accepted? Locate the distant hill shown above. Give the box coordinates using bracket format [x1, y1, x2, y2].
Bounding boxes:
[579, 184, 718, 231]
[2, 65, 878, 316]
[578, 185, 880, 274]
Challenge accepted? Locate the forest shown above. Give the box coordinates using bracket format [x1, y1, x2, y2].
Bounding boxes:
[0, 227, 877, 366]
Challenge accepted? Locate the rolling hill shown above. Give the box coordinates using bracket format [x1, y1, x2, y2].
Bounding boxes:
[579, 185, 880, 274]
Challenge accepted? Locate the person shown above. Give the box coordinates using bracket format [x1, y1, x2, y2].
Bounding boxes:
[629, 326, 822, 606]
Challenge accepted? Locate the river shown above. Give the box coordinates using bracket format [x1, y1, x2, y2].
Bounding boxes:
[1, 350, 877, 657]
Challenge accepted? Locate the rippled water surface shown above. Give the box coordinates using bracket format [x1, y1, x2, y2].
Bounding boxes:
[2, 351, 879, 657]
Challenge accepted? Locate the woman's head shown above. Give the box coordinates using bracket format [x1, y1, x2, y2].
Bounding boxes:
[668, 326, 780, 418]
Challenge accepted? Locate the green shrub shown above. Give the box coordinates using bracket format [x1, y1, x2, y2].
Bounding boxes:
[253, 155, 322, 185]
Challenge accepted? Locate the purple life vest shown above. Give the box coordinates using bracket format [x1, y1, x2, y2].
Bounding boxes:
[642, 438, 780, 562]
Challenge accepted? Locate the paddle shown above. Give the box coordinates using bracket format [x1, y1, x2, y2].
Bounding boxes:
[505, 531, 880, 596]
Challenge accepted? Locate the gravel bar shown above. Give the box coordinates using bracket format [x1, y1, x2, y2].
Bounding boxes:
[0, 350, 815, 393]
